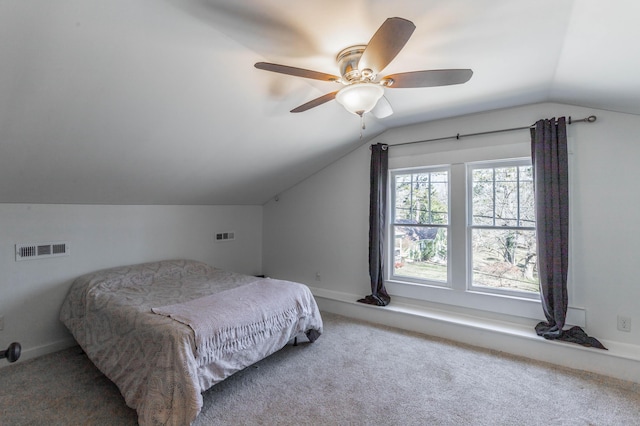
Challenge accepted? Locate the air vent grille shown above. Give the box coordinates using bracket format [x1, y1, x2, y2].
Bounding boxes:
[16, 242, 69, 261]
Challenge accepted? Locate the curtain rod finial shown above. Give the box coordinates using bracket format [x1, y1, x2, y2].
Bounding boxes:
[568, 115, 597, 125]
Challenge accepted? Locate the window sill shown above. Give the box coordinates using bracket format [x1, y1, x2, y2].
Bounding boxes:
[310, 286, 640, 384]
[385, 279, 586, 328]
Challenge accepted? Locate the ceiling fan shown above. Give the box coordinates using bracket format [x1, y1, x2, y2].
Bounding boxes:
[255, 17, 473, 119]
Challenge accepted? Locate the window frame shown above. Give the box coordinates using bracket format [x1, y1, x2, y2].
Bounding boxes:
[383, 138, 584, 325]
[465, 158, 539, 299]
[388, 165, 452, 287]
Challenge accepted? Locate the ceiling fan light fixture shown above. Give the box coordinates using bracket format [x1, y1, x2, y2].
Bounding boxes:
[255, 18, 472, 117]
[335, 83, 384, 116]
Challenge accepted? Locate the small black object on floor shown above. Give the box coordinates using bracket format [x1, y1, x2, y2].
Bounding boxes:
[1, 342, 21, 363]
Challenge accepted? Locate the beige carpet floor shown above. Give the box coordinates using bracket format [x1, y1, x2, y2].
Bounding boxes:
[1, 312, 639, 425]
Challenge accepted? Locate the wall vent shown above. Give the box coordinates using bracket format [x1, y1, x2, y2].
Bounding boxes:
[16, 242, 70, 261]
[215, 232, 235, 242]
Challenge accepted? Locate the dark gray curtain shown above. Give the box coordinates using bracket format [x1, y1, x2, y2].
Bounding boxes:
[531, 117, 605, 349]
[358, 143, 391, 306]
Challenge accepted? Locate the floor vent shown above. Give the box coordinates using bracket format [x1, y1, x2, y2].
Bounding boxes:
[215, 232, 235, 242]
[16, 242, 69, 261]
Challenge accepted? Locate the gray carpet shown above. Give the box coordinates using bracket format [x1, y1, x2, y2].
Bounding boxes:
[1, 312, 639, 425]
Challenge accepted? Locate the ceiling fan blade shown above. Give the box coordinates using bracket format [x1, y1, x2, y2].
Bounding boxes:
[372, 95, 393, 119]
[290, 91, 338, 113]
[358, 17, 416, 74]
[382, 69, 473, 88]
[255, 62, 340, 82]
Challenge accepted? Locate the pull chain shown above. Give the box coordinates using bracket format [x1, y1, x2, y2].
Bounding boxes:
[358, 112, 366, 139]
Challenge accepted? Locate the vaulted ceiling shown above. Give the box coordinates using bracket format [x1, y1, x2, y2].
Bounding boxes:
[1, 0, 638, 205]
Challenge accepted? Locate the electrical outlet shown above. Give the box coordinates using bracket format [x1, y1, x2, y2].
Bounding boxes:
[617, 315, 631, 332]
[315, 272, 321, 281]
[215, 231, 235, 242]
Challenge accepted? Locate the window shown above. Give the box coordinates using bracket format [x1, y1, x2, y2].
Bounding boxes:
[468, 160, 538, 296]
[388, 158, 539, 301]
[390, 167, 449, 284]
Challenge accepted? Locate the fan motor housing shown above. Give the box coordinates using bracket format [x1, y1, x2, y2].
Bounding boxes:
[336, 45, 372, 83]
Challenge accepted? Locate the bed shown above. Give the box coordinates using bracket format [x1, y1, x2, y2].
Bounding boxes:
[59, 259, 323, 425]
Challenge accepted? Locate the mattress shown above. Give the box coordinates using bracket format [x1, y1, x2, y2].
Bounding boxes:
[60, 259, 323, 425]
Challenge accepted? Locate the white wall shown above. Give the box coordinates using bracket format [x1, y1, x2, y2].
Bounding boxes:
[0, 204, 262, 362]
[3, 101, 639, 379]
[263, 102, 640, 373]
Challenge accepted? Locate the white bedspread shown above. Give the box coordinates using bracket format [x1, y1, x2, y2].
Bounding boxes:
[60, 260, 323, 426]
[152, 279, 320, 367]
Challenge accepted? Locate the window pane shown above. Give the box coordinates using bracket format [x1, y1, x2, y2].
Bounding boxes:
[495, 166, 517, 182]
[394, 171, 448, 225]
[411, 173, 429, 223]
[395, 181, 411, 220]
[519, 165, 533, 181]
[431, 181, 448, 224]
[395, 176, 414, 222]
[495, 178, 518, 227]
[472, 169, 494, 225]
[471, 229, 538, 292]
[472, 164, 536, 228]
[519, 165, 535, 226]
[393, 226, 447, 282]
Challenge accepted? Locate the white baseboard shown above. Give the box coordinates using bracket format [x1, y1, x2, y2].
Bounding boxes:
[0, 337, 76, 369]
[311, 287, 640, 384]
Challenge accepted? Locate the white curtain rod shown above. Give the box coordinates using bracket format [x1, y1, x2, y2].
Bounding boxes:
[388, 115, 597, 148]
